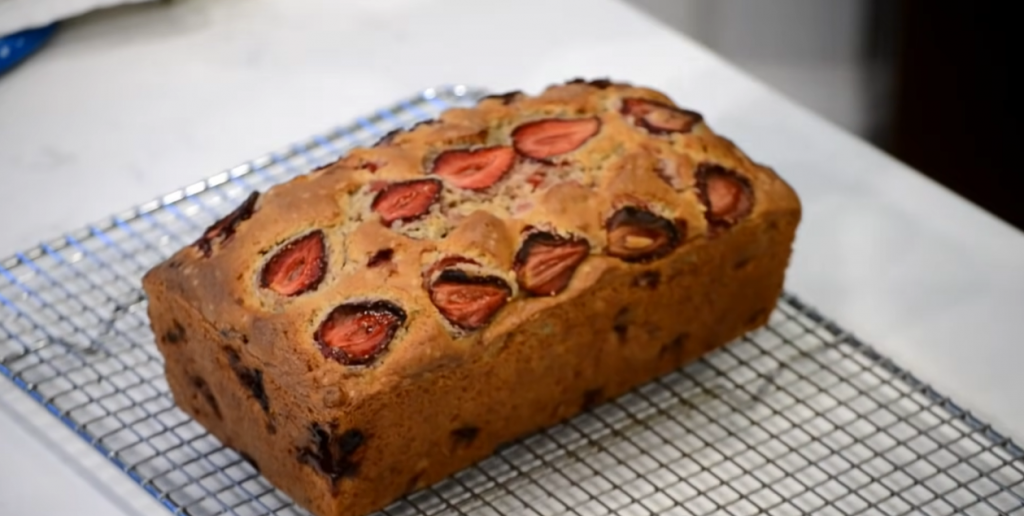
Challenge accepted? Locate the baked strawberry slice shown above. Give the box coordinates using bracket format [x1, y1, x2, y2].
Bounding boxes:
[260, 230, 327, 296]
[696, 164, 754, 233]
[432, 146, 516, 190]
[605, 207, 682, 263]
[512, 117, 601, 159]
[315, 301, 407, 366]
[514, 232, 590, 296]
[371, 178, 442, 226]
[621, 98, 703, 134]
[428, 270, 511, 330]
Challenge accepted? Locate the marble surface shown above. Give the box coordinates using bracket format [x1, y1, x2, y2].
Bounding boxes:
[1, 0, 1022, 514]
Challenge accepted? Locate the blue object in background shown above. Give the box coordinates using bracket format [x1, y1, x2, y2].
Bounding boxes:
[0, 23, 59, 77]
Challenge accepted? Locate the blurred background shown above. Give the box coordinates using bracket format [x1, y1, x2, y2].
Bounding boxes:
[1, 0, 1017, 229]
[627, 0, 1017, 230]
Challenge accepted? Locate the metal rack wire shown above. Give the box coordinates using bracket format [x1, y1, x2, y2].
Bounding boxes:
[1, 86, 1021, 516]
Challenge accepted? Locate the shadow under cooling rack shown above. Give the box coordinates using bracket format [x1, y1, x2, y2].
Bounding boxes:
[1, 85, 1022, 516]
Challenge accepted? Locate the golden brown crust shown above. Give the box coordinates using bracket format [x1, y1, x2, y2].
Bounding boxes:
[143, 78, 801, 516]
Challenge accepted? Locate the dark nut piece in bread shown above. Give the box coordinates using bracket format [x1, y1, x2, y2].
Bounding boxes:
[621, 98, 703, 135]
[315, 301, 407, 366]
[513, 232, 590, 296]
[366, 248, 394, 268]
[432, 146, 516, 190]
[606, 206, 682, 263]
[371, 179, 442, 226]
[260, 230, 327, 297]
[226, 348, 269, 413]
[512, 117, 601, 160]
[194, 191, 259, 257]
[298, 423, 365, 483]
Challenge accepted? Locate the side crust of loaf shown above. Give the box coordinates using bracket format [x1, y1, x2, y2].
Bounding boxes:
[142, 79, 801, 516]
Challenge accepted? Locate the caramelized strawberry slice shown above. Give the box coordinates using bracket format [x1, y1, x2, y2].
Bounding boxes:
[371, 179, 442, 226]
[428, 270, 511, 330]
[432, 146, 516, 190]
[696, 164, 754, 233]
[194, 192, 260, 257]
[260, 230, 327, 296]
[315, 301, 407, 365]
[606, 207, 682, 263]
[514, 232, 590, 296]
[512, 117, 601, 159]
[621, 98, 702, 135]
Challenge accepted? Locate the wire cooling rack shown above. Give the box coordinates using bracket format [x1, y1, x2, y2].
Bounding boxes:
[1, 86, 1022, 516]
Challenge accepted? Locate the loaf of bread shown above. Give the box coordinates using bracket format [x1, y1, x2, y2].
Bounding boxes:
[142, 79, 801, 516]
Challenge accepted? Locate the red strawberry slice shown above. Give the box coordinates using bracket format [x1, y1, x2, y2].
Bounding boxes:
[432, 146, 516, 190]
[514, 232, 590, 296]
[371, 179, 442, 226]
[315, 301, 407, 365]
[428, 269, 511, 330]
[621, 98, 703, 134]
[260, 230, 327, 296]
[512, 117, 601, 159]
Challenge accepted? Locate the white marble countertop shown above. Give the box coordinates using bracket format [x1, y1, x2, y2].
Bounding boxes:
[1, 0, 1022, 514]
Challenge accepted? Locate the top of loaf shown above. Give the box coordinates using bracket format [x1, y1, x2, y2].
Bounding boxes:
[142, 78, 800, 389]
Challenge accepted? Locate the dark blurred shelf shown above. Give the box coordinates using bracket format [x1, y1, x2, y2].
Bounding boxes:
[881, 0, 1020, 230]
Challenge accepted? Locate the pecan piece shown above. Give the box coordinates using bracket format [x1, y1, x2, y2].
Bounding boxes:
[606, 207, 682, 263]
[194, 191, 259, 257]
[512, 117, 601, 159]
[621, 98, 702, 135]
[315, 301, 407, 366]
[371, 178, 442, 226]
[513, 232, 590, 296]
[695, 164, 754, 233]
[428, 269, 511, 330]
[260, 230, 326, 297]
[432, 146, 516, 190]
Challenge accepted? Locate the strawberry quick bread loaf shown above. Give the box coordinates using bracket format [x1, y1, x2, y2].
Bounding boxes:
[142, 79, 801, 516]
